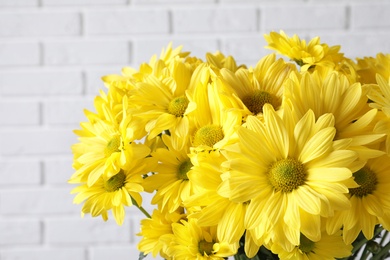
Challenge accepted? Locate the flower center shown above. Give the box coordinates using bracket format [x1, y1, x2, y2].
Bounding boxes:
[104, 135, 121, 157]
[168, 96, 189, 117]
[349, 166, 378, 197]
[104, 170, 126, 192]
[198, 240, 214, 255]
[268, 158, 306, 193]
[193, 125, 224, 147]
[299, 234, 315, 253]
[242, 90, 279, 115]
[177, 159, 192, 181]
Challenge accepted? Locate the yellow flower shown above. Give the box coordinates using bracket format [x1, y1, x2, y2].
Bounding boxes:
[264, 30, 344, 71]
[187, 66, 243, 153]
[220, 104, 358, 251]
[220, 53, 296, 117]
[285, 70, 384, 160]
[70, 154, 154, 225]
[143, 134, 195, 213]
[367, 74, 390, 154]
[355, 53, 390, 84]
[270, 230, 352, 260]
[326, 154, 390, 244]
[129, 58, 197, 141]
[206, 51, 246, 72]
[138, 208, 186, 258]
[167, 218, 238, 259]
[70, 94, 147, 186]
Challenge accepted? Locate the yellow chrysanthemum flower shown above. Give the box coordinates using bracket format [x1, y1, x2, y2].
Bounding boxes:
[326, 154, 390, 244]
[129, 58, 198, 142]
[70, 94, 147, 186]
[285, 70, 384, 160]
[186, 66, 243, 154]
[143, 135, 195, 213]
[167, 218, 238, 259]
[355, 53, 390, 84]
[206, 51, 245, 72]
[70, 153, 154, 225]
[220, 53, 296, 117]
[270, 230, 352, 260]
[264, 30, 344, 71]
[367, 74, 390, 154]
[138, 208, 186, 259]
[220, 104, 359, 251]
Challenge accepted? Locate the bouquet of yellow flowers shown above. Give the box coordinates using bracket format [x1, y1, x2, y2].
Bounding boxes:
[69, 31, 390, 259]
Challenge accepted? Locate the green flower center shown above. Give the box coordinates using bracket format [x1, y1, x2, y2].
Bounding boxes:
[198, 240, 214, 255]
[177, 159, 192, 181]
[168, 96, 189, 117]
[268, 158, 306, 193]
[104, 170, 126, 192]
[104, 135, 121, 157]
[349, 166, 378, 197]
[193, 125, 224, 147]
[242, 90, 279, 115]
[299, 234, 315, 253]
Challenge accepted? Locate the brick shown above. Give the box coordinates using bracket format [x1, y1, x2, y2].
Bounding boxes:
[89, 246, 163, 260]
[43, 157, 73, 185]
[85, 68, 122, 95]
[0, 128, 77, 155]
[351, 3, 390, 29]
[0, 188, 76, 214]
[0, 99, 40, 126]
[45, 218, 131, 244]
[221, 36, 271, 67]
[0, 0, 38, 6]
[0, 219, 41, 245]
[133, 38, 219, 64]
[319, 33, 390, 59]
[0, 248, 85, 260]
[0, 11, 81, 37]
[0, 160, 41, 185]
[85, 9, 169, 35]
[43, 98, 94, 125]
[172, 7, 257, 33]
[0, 42, 40, 66]
[263, 4, 347, 31]
[42, 0, 126, 5]
[0, 70, 83, 96]
[44, 40, 130, 65]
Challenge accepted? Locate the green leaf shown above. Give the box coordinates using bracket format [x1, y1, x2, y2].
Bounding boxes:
[139, 252, 148, 260]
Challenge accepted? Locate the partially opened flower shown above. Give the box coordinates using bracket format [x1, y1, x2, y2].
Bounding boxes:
[264, 30, 344, 71]
[167, 218, 238, 259]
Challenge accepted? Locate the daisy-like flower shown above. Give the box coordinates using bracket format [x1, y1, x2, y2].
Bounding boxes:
[206, 51, 246, 72]
[167, 218, 238, 259]
[355, 53, 390, 84]
[366, 74, 390, 155]
[143, 134, 195, 213]
[70, 152, 155, 225]
[129, 58, 198, 142]
[220, 53, 296, 117]
[264, 30, 344, 71]
[138, 208, 186, 259]
[285, 70, 384, 160]
[270, 230, 352, 260]
[220, 104, 359, 251]
[70, 94, 147, 186]
[186, 66, 243, 154]
[326, 154, 390, 244]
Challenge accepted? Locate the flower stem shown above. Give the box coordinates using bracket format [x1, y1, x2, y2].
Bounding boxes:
[131, 195, 151, 218]
[372, 241, 390, 260]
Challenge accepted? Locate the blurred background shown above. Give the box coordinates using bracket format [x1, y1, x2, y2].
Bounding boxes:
[0, 0, 390, 259]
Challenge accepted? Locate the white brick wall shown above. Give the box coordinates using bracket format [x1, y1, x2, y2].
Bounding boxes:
[0, 1, 390, 260]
